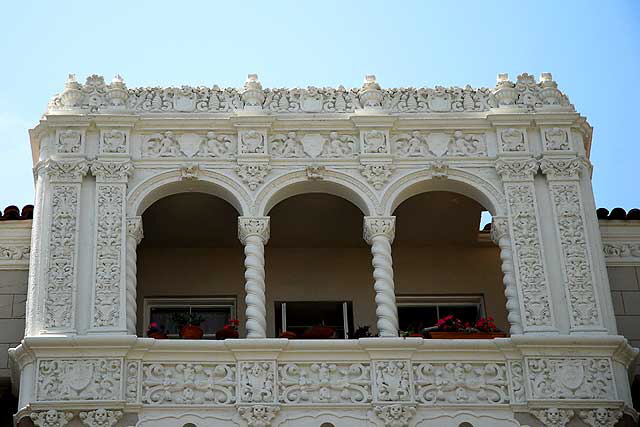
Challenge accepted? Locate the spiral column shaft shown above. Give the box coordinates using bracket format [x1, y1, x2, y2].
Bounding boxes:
[239, 217, 269, 338]
[492, 217, 523, 335]
[126, 217, 143, 335]
[364, 217, 398, 337]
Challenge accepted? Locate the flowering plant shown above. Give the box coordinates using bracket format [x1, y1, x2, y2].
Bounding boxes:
[223, 319, 240, 331]
[474, 317, 498, 332]
[435, 314, 464, 331]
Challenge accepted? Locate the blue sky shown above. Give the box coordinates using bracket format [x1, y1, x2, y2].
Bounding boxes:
[1, 1, 638, 210]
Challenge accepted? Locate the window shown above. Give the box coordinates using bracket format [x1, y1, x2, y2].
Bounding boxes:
[275, 301, 353, 339]
[396, 295, 484, 332]
[143, 297, 236, 339]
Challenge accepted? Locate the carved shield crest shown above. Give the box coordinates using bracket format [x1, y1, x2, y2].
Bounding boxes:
[67, 361, 94, 392]
[173, 94, 196, 112]
[558, 360, 585, 391]
[301, 94, 323, 112]
[301, 134, 325, 158]
[177, 133, 200, 157]
[426, 133, 450, 157]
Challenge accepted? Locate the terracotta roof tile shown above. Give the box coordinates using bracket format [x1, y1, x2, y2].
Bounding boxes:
[0, 205, 33, 221]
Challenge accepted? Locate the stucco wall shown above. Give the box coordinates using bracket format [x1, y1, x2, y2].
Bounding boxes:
[136, 245, 508, 336]
[608, 266, 640, 350]
[0, 270, 27, 379]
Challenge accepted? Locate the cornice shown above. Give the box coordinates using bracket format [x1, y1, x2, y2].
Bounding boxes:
[599, 220, 640, 266]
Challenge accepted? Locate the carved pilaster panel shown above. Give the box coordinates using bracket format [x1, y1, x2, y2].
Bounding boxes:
[503, 183, 556, 331]
[141, 362, 236, 405]
[36, 358, 123, 401]
[525, 357, 616, 400]
[44, 184, 81, 331]
[278, 362, 371, 404]
[373, 360, 412, 402]
[239, 361, 277, 403]
[548, 182, 603, 330]
[125, 360, 141, 403]
[91, 184, 126, 330]
[508, 360, 525, 404]
[413, 362, 509, 405]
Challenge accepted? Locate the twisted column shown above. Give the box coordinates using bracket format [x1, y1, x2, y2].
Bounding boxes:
[364, 216, 398, 337]
[126, 217, 143, 335]
[238, 217, 270, 338]
[491, 217, 523, 335]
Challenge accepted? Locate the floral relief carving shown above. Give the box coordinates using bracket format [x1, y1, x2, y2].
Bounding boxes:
[44, 159, 90, 182]
[578, 408, 623, 427]
[549, 183, 601, 328]
[125, 361, 140, 403]
[238, 217, 270, 243]
[374, 361, 411, 402]
[362, 130, 389, 154]
[508, 361, 525, 403]
[238, 405, 280, 427]
[240, 130, 267, 154]
[373, 404, 416, 427]
[90, 160, 133, 182]
[360, 163, 393, 189]
[504, 183, 554, 328]
[236, 163, 271, 190]
[539, 157, 583, 179]
[0, 245, 30, 260]
[79, 408, 123, 427]
[278, 362, 371, 404]
[48, 73, 573, 114]
[93, 184, 125, 328]
[45, 185, 80, 329]
[141, 362, 236, 405]
[603, 242, 640, 259]
[531, 408, 574, 427]
[500, 128, 526, 152]
[100, 129, 127, 154]
[544, 127, 570, 150]
[495, 158, 539, 181]
[240, 362, 276, 403]
[142, 131, 185, 158]
[37, 358, 122, 401]
[56, 129, 83, 153]
[195, 131, 235, 157]
[527, 358, 615, 400]
[31, 409, 74, 427]
[363, 217, 395, 243]
[413, 362, 509, 405]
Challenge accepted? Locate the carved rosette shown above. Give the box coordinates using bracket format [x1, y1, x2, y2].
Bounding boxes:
[373, 404, 416, 427]
[578, 408, 623, 427]
[239, 217, 270, 338]
[364, 217, 398, 337]
[92, 184, 126, 329]
[125, 217, 143, 334]
[78, 408, 123, 427]
[31, 409, 74, 427]
[238, 405, 280, 427]
[491, 217, 523, 334]
[503, 183, 555, 330]
[45, 184, 82, 330]
[548, 182, 602, 329]
[531, 408, 574, 427]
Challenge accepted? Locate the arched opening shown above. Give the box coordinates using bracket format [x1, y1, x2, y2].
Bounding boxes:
[267, 193, 373, 338]
[136, 192, 244, 338]
[392, 191, 508, 335]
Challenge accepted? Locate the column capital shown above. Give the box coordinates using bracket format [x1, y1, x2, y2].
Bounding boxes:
[90, 159, 134, 183]
[539, 156, 584, 181]
[238, 216, 270, 244]
[363, 216, 395, 244]
[37, 158, 90, 183]
[126, 216, 144, 245]
[490, 216, 509, 243]
[495, 157, 538, 181]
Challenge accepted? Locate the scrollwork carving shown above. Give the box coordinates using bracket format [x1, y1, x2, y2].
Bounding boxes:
[603, 242, 640, 259]
[527, 357, 615, 399]
[236, 163, 271, 191]
[31, 409, 74, 427]
[499, 128, 526, 152]
[544, 127, 570, 150]
[79, 408, 123, 427]
[90, 160, 133, 182]
[495, 158, 538, 181]
[44, 159, 90, 182]
[360, 163, 393, 189]
[374, 361, 411, 402]
[373, 404, 416, 427]
[240, 130, 267, 154]
[240, 362, 276, 403]
[37, 358, 122, 401]
[100, 129, 128, 154]
[578, 408, 623, 427]
[56, 129, 83, 153]
[238, 405, 279, 427]
[539, 157, 583, 179]
[531, 408, 574, 427]
[0, 245, 30, 260]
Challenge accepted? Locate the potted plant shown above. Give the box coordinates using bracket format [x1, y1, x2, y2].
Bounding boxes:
[146, 322, 168, 339]
[278, 330, 298, 339]
[215, 319, 240, 339]
[427, 315, 506, 339]
[173, 312, 205, 339]
[302, 323, 336, 339]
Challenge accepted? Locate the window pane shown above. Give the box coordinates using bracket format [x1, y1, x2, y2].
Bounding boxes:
[398, 306, 438, 332]
[149, 307, 231, 338]
[276, 301, 352, 339]
[438, 305, 479, 325]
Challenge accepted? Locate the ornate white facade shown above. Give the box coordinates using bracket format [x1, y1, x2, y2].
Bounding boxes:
[6, 73, 639, 426]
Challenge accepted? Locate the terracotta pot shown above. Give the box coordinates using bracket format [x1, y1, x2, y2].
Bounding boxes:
[180, 324, 204, 339]
[428, 331, 507, 339]
[302, 326, 335, 339]
[148, 331, 168, 339]
[279, 331, 297, 339]
[215, 328, 239, 340]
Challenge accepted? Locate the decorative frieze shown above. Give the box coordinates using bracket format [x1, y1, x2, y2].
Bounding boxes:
[45, 185, 81, 330]
[0, 244, 30, 260]
[196, 131, 235, 157]
[361, 130, 390, 155]
[413, 362, 509, 405]
[498, 128, 528, 152]
[141, 362, 236, 405]
[240, 361, 277, 403]
[142, 131, 185, 158]
[603, 242, 640, 260]
[278, 362, 371, 404]
[373, 360, 412, 402]
[394, 130, 486, 158]
[36, 358, 122, 401]
[239, 130, 267, 155]
[526, 357, 615, 400]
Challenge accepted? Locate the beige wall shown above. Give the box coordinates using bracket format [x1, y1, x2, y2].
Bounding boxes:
[0, 270, 27, 378]
[136, 244, 507, 337]
[608, 266, 640, 349]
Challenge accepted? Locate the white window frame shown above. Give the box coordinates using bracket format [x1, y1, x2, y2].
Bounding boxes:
[396, 294, 485, 320]
[143, 297, 236, 339]
[279, 301, 351, 339]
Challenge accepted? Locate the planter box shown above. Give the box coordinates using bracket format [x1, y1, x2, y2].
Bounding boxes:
[428, 331, 507, 339]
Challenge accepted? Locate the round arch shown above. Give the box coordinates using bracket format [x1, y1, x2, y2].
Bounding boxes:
[127, 169, 252, 216]
[381, 168, 506, 216]
[254, 169, 379, 216]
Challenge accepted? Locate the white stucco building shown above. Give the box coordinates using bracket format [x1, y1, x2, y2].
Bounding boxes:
[1, 73, 639, 426]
